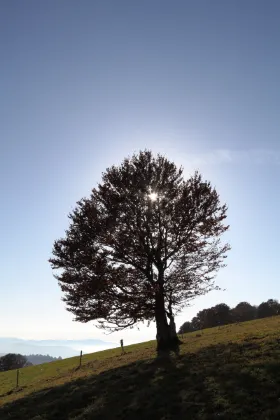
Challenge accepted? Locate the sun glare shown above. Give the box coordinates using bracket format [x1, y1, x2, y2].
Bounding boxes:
[148, 192, 158, 201]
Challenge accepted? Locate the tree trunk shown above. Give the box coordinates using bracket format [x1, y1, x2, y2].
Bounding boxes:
[155, 288, 180, 352]
[169, 314, 177, 340]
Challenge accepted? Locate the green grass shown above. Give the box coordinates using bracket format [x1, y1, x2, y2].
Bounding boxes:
[1, 316, 280, 419]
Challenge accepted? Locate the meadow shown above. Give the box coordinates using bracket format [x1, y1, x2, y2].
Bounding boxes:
[1, 316, 280, 419]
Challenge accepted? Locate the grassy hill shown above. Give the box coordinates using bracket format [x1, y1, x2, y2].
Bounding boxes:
[1, 316, 280, 419]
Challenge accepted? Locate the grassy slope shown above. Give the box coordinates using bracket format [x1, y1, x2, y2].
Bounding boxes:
[1, 316, 280, 419]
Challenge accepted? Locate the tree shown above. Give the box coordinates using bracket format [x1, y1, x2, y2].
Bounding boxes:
[195, 308, 217, 329]
[178, 321, 195, 334]
[257, 299, 280, 319]
[191, 316, 201, 331]
[193, 304, 231, 330]
[231, 301, 257, 323]
[213, 303, 232, 326]
[50, 150, 230, 351]
[179, 304, 231, 333]
[0, 353, 30, 372]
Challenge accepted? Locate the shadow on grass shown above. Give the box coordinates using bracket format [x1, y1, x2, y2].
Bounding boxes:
[1, 339, 280, 420]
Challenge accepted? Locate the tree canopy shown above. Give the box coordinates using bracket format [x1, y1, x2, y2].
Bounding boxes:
[0, 353, 30, 372]
[231, 301, 257, 323]
[50, 150, 230, 350]
[257, 299, 280, 319]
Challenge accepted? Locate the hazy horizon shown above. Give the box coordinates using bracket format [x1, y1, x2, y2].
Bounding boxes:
[0, 337, 117, 358]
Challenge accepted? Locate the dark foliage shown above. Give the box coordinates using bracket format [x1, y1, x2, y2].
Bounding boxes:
[231, 301, 257, 323]
[0, 354, 31, 372]
[179, 299, 280, 333]
[50, 150, 230, 350]
[257, 299, 280, 319]
[178, 321, 195, 334]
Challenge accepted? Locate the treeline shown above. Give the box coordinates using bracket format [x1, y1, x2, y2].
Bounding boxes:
[178, 299, 280, 334]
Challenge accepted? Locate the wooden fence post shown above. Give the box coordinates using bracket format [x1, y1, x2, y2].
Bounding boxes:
[120, 339, 124, 354]
[16, 369, 19, 388]
[79, 350, 83, 368]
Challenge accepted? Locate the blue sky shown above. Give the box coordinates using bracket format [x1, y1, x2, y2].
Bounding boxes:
[1, 0, 280, 345]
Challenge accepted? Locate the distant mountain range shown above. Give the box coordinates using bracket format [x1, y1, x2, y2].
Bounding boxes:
[0, 337, 116, 358]
[25, 354, 62, 365]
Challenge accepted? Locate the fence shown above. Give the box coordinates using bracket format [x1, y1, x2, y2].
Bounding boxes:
[7, 341, 126, 390]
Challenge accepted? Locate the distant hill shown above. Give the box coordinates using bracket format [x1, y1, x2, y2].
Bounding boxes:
[1, 316, 280, 419]
[0, 338, 116, 358]
[25, 354, 62, 365]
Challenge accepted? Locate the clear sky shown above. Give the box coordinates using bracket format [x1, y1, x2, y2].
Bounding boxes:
[1, 0, 280, 345]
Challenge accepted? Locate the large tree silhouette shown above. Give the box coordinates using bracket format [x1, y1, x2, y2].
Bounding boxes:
[0, 354, 30, 372]
[50, 151, 230, 351]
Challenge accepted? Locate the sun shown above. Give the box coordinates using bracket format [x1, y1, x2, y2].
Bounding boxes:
[148, 192, 158, 201]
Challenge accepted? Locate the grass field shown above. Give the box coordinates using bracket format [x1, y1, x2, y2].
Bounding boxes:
[1, 316, 280, 419]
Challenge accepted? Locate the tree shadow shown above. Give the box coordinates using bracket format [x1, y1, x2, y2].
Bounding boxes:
[1, 339, 280, 419]
[156, 340, 181, 360]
